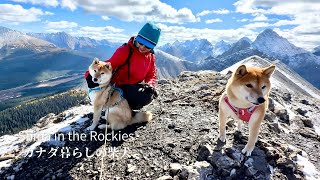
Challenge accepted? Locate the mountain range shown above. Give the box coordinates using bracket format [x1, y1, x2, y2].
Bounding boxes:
[159, 29, 320, 89]
[0, 26, 319, 92]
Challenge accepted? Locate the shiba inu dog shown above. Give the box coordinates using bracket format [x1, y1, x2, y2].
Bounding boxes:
[218, 64, 276, 156]
[86, 58, 152, 131]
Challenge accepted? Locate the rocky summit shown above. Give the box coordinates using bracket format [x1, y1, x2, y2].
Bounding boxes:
[0, 57, 320, 180]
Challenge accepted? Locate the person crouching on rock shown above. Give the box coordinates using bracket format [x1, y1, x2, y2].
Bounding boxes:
[84, 22, 161, 111]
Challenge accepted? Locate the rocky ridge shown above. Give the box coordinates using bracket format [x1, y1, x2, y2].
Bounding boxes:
[0, 57, 319, 179]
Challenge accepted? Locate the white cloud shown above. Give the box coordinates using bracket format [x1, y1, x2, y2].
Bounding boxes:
[0, 4, 51, 24]
[60, 0, 77, 11]
[79, 26, 124, 33]
[102, 16, 110, 21]
[71, 26, 127, 43]
[10, 0, 59, 7]
[253, 14, 268, 21]
[243, 22, 271, 29]
[197, 9, 230, 16]
[64, 0, 199, 24]
[238, 18, 249, 22]
[205, 18, 223, 24]
[156, 23, 257, 46]
[45, 21, 78, 30]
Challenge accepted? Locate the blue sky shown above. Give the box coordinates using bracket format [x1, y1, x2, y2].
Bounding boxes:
[0, 0, 319, 50]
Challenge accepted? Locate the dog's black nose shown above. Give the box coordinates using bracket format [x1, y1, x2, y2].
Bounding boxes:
[93, 78, 98, 82]
[257, 97, 265, 104]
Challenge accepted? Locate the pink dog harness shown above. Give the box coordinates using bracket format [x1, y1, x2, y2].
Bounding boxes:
[224, 96, 257, 122]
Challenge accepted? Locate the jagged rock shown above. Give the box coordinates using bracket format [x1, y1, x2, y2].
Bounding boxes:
[179, 161, 212, 180]
[296, 108, 308, 116]
[158, 79, 171, 85]
[225, 147, 244, 167]
[244, 156, 270, 178]
[169, 163, 182, 176]
[298, 127, 318, 139]
[157, 175, 173, 180]
[276, 158, 296, 175]
[264, 111, 277, 122]
[36, 113, 56, 128]
[301, 118, 313, 128]
[126, 164, 136, 173]
[268, 98, 275, 112]
[275, 109, 290, 124]
[299, 99, 310, 105]
[208, 152, 235, 176]
[197, 144, 213, 161]
[282, 93, 292, 101]
[53, 113, 65, 123]
[268, 122, 282, 133]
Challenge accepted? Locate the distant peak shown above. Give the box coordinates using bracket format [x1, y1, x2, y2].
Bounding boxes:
[0, 26, 14, 33]
[239, 37, 252, 43]
[260, 28, 280, 37]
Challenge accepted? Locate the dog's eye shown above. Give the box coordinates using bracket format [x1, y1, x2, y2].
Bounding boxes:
[246, 84, 253, 88]
[94, 70, 96, 72]
[262, 85, 266, 89]
[101, 72, 104, 75]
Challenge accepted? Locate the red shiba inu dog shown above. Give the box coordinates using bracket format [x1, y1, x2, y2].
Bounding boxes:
[86, 58, 152, 131]
[218, 64, 276, 156]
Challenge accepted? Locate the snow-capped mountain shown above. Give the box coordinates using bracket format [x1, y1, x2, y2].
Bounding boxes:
[27, 32, 119, 59]
[0, 26, 57, 53]
[155, 50, 199, 79]
[253, 29, 307, 58]
[0, 27, 93, 90]
[27, 32, 78, 49]
[251, 29, 320, 88]
[27, 32, 116, 50]
[219, 37, 253, 57]
[198, 37, 262, 71]
[313, 46, 320, 56]
[159, 39, 215, 63]
[213, 40, 231, 56]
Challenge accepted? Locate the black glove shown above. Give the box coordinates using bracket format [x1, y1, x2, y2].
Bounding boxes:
[143, 84, 158, 99]
[86, 74, 99, 88]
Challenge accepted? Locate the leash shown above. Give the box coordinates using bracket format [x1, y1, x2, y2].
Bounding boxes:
[99, 89, 112, 180]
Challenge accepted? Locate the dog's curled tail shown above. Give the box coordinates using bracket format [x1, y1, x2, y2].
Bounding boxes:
[130, 111, 152, 125]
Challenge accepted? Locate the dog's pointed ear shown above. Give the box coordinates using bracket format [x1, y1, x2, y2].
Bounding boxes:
[93, 57, 100, 64]
[263, 65, 276, 78]
[235, 65, 248, 77]
[105, 62, 112, 71]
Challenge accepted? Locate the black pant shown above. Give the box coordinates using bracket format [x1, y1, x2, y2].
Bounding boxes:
[119, 84, 155, 110]
[86, 74, 155, 110]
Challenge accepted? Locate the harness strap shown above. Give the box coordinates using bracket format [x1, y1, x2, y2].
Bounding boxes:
[109, 86, 125, 107]
[88, 87, 103, 94]
[224, 96, 257, 122]
[88, 84, 124, 107]
[112, 43, 133, 80]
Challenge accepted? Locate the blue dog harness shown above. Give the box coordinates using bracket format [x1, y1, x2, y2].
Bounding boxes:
[88, 87, 103, 94]
[88, 84, 125, 107]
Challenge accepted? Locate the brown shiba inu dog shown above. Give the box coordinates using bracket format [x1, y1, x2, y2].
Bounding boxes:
[86, 58, 152, 131]
[218, 64, 276, 156]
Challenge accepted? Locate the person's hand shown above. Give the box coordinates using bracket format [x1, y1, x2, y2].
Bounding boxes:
[144, 84, 158, 98]
[86, 74, 99, 88]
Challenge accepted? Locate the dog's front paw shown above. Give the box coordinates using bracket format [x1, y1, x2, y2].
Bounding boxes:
[86, 125, 97, 131]
[218, 135, 226, 142]
[242, 145, 254, 156]
[98, 124, 106, 129]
